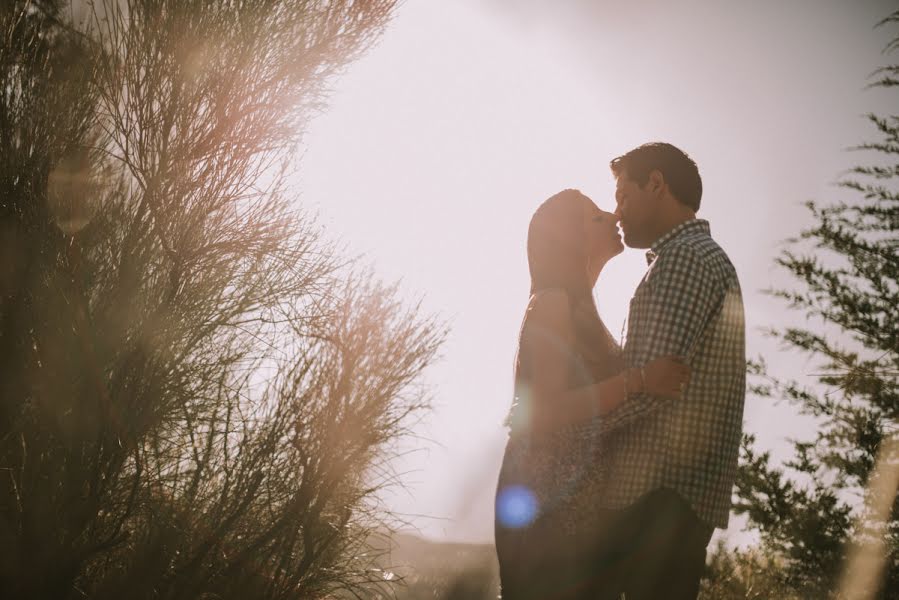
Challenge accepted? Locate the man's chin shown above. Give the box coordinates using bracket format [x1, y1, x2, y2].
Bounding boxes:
[622, 232, 650, 249]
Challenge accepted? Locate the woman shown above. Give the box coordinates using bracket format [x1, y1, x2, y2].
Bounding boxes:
[494, 189, 689, 599]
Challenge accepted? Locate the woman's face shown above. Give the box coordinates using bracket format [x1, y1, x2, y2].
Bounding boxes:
[583, 200, 624, 266]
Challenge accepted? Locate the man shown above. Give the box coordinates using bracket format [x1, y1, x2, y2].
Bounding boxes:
[590, 142, 746, 599]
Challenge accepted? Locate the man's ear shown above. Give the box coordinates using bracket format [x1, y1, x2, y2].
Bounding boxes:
[648, 170, 665, 196]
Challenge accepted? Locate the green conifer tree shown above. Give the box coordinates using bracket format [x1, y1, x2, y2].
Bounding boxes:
[730, 10, 899, 599]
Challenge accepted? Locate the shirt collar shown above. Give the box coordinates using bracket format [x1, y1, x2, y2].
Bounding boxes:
[645, 219, 710, 265]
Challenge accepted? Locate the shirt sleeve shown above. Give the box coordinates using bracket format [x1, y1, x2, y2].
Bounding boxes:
[598, 243, 724, 435]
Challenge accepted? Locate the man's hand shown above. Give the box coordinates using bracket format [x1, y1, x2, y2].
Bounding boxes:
[642, 355, 691, 400]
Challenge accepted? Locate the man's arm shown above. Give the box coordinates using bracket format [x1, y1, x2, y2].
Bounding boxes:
[514, 289, 647, 433]
[598, 243, 724, 435]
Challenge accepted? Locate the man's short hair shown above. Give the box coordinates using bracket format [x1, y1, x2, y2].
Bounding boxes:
[610, 142, 702, 211]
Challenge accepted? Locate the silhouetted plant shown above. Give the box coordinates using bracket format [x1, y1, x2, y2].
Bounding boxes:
[700, 541, 799, 600]
[0, 2, 446, 599]
[729, 10, 899, 600]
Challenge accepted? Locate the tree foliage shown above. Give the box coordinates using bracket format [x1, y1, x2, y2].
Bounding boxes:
[730, 10, 899, 600]
[0, 1, 445, 599]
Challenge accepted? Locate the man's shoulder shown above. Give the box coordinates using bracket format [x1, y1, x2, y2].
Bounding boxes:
[648, 232, 738, 294]
[652, 233, 712, 272]
[665, 230, 736, 275]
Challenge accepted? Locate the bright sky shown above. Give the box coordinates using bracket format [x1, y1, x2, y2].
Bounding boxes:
[297, 0, 897, 545]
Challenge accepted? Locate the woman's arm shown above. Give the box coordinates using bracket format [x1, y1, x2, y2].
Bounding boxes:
[521, 290, 688, 434]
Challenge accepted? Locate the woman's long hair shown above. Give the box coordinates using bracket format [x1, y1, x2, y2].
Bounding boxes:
[527, 189, 594, 304]
[514, 190, 621, 394]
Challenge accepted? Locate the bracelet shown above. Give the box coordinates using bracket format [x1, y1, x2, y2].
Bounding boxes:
[623, 368, 640, 396]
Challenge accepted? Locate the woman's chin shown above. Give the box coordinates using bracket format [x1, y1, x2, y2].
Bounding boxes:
[597, 245, 625, 264]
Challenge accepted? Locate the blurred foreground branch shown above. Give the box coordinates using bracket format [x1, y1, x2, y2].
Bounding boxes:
[0, 2, 448, 599]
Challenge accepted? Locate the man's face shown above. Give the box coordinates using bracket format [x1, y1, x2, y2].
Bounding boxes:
[614, 170, 656, 249]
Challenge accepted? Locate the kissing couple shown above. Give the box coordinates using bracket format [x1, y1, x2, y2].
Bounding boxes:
[494, 142, 746, 600]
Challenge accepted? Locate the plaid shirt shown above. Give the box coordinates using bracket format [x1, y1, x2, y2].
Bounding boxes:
[596, 219, 746, 528]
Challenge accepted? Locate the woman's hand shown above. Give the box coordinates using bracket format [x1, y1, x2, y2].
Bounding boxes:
[641, 355, 691, 400]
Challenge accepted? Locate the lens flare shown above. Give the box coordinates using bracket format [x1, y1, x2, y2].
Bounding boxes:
[496, 484, 539, 529]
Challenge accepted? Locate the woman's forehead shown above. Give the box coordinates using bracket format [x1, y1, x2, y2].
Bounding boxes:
[585, 202, 615, 216]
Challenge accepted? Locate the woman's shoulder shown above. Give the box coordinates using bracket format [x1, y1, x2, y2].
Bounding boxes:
[523, 288, 575, 338]
[526, 288, 571, 317]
